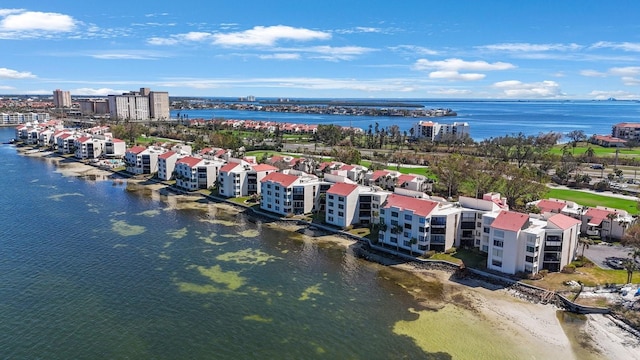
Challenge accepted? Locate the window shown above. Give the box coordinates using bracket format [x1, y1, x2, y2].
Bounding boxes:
[275, 199, 280, 204]
[338, 204, 344, 209]
[338, 211, 344, 217]
[404, 232, 411, 238]
[493, 240, 503, 247]
[526, 246, 535, 253]
[419, 218, 425, 224]
[404, 223, 412, 230]
[492, 248, 503, 258]
[390, 237, 397, 244]
[418, 227, 426, 233]
[391, 211, 399, 218]
[380, 209, 385, 215]
[328, 195, 334, 200]
[275, 186, 280, 191]
[328, 209, 334, 214]
[525, 256, 534, 263]
[328, 216, 334, 222]
[391, 220, 398, 226]
[404, 214, 412, 221]
[483, 227, 490, 234]
[492, 259, 502, 267]
[403, 240, 411, 247]
[328, 202, 334, 207]
[494, 230, 504, 238]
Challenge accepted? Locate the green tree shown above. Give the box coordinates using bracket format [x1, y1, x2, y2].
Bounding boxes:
[578, 236, 594, 257]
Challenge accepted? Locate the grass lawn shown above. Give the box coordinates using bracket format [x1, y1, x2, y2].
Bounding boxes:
[430, 249, 487, 269]
[545, 187, 638, 215]
[549, 144, 640, 158]
[522, 266, 634, 289]
[360, 160, 434, 178]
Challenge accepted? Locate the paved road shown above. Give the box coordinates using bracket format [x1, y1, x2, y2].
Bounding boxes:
[583, 243, 635, 269]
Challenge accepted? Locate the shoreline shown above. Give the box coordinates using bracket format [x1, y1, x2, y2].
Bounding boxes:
[16, 146, 640, 359]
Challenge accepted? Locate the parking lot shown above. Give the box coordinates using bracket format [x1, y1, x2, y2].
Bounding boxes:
[583, 243, 636, 269]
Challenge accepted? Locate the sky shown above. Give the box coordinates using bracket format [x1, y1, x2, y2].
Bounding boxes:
[1, 1, 640, 100]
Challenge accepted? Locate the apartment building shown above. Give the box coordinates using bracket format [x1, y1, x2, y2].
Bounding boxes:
[174, 156, 225, 191]
[53, 89, 72, 108]
[74, 136, 104, 159]
[260, 172, 326, 216]
[108, 87, 169, 121]
[157, 151, 179, 181]
[217, 160, 278, 198]
[124, 146, 167, 175]
[485, 210, 581, 275]
[378, 194, 458, 255]
[325, 183, 360, 228]
[457, 192, 509, 249]
[411, 120, 470, 142]
[612, 122, 640, 141]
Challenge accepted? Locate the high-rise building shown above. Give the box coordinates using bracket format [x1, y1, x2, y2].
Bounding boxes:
[53, 89, 72, 108]
[107, 87, 169, 121]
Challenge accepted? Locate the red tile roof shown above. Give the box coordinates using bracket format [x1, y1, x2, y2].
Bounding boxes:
[219, 162, 241, 173]
[111, 138, 125, 143]
[253, 164, 278, 172]
[370, 170, 390, 181]
[615, 122, 640, 128]
[491, 210, 529, 232]
[76, 136, 91, 143]
[397, 174, 417, 185]
[584, 207, 617, 226]
[158, 151, 176, 160]
[176, 156, 202, 168]
[127, 145, 147, 154]
[340, 165, 355, 171]
[261, 172, 298, 187]
[382, 194, 438, 217]
[547, 213, 581, 230]
[327, 182, 359, 197]
[536, 199, 567, 213]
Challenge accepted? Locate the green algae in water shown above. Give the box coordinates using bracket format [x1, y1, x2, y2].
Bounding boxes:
[238, 229, 260, 238]
[200, 218, 236, 227]
[191, 264, 246, 290]
[394, 305, 520, 359]
[111, 220, 146, 236]
[299, 283, 323, 301]
[48, 192, 84, 201]
[221, 234, 239, 238]
[216, 248, 280, 266]
[198, 233, 227, 246]
[243, 314, 273, 323]
[136, 209, 161, 217]
[166, 227, 188, 239]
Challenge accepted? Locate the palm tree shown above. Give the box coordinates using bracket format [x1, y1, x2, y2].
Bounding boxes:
[629, 247, 640, 264]
[622, 259, 637, 284]
[578, 236, 594, 257]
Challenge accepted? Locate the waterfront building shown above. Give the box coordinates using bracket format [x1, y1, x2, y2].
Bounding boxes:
[104, 138, 126, 158]
[484, 210, 581, 275]
[1, 112, 50, 125]
[55, 132, 78, 154]
[581, 207, 633, 241]
[260, 172, 327, 216]
[326, 183, 391, 228]
[411, 120, 470, 142]
[378, 194, 458, 255]
[612, 122, 640, 141]
[53, 89, 72, 108]
[217, 159, 277, 198]
[124, 145, 167, 175]
[108, 87, 169, 121]
[457, 192, 510, 249]
[157, 151, 180, 181]
[74, 136, 105, 160]
[174, 156, 225, 191]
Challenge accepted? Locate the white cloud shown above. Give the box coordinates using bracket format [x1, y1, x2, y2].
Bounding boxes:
[148, 31, 214, 45]
[0, 9, 23, 17]
[493, 80, 563, 98]
[580, 69, 607, 77]
[591, 41, 640, 52]
[429, 88, 472, 95]
[305, 45, 375, 61]
[413, 58, 513, 82]
[0, 85, 14, 90]
[609, 66, 640, 77]
[87, 50, 168, 60]
[413, 58, 515, 72]
[0, 67, 36, 79]
[429, 71, 485, 81]
[622, 77, 640, 86]
[72, 88, 123, 96]
[390, 45, 439, 56]
[479, 42, 582, 52]
[0, 10, 75, 32]
[258, 53, 301, 60]
[212, 25, 330, 46]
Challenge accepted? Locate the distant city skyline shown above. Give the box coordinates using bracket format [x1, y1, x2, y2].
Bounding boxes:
[1, 1, 640, 100]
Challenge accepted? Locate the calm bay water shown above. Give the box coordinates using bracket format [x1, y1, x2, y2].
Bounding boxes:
[172, 100, 640, 141]
[0, 127, 435, 359]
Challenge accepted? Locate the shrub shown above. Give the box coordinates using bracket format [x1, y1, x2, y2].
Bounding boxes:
[444, 247, 457, 254]
[423, 250, 436, 259]
[561, 264, 576, 274]
[539, 269, 549, 277]
[528, 273, 544, 280]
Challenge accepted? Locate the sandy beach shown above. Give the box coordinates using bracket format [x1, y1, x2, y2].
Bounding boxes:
[20, 147, 640, 359]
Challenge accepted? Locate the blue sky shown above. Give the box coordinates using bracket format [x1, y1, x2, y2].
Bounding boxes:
[1, 1, 640, 99]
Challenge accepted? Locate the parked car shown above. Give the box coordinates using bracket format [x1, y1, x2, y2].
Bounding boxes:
[591, 164, 604, 169]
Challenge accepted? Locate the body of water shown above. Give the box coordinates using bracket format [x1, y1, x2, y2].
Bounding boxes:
[171, 100, 640, 141]
[0, 125, 598, 359]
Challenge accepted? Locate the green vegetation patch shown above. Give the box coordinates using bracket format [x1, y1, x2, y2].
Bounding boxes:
[198, 233, 227, 246]
[200, 218, 236, 227]
[190, 264, 247, 291]
[167, 227, 188, 239]
[136, 209, 161, 217]
[243, 314, 273, 323]
[216, 248, 280, 266]
[238, 229, 260, 238]
[299, 283, 324, 301]
[545, 188, 639, 215]
[111, 220, 146, 236]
